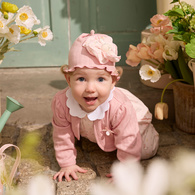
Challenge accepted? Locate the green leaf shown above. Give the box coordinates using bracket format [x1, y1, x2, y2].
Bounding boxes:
[165, 60, 180, 79]
[173, 60, 183, 78]
[173, 34, 185, 41]
[166, 27, 179, 34]
[173, 32, 191, 43]
[191, 33, 195, 39]
[170, 0, 179, 3]
[164, 9, 184, 17]
[185, 38, 195, 58]
[178, 47, 194, 85]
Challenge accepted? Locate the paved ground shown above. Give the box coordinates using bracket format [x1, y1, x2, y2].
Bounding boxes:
[0, 66, 194, 194]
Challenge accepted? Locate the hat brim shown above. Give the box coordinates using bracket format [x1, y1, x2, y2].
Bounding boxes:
[64, 64, 120, 81]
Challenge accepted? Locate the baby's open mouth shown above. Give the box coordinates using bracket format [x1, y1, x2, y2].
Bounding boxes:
[84, 97, 97, 101]
[84, 97, 98, 105]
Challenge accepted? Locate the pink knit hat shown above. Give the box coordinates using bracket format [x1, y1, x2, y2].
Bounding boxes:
[63, 30, 121, 79]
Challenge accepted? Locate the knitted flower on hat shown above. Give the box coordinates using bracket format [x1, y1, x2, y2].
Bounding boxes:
[83, 30, 121, 64]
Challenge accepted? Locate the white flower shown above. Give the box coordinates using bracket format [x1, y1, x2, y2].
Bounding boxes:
[146, 34, 166, 46]
[91, 159, 170, 195]
[142, 159, 170, 195]
[0, 12, 10, 34]
[163, 45, 178, 61]
[169, 151, 195, 194]
[139, 65, 161, 83]
[15, 6, 40, 30]
[27, 175, 55, 195]
[5, 24, 20, 44]
[35, 26, 53, 46]
[112, 160, 143, 195]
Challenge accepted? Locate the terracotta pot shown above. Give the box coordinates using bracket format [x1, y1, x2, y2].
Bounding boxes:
[173, 82, 195, 133]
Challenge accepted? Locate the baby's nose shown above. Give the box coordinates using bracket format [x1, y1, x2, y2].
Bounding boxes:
[85, 82, 95, 93]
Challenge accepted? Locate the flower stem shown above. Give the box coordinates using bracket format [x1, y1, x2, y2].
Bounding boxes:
[160, 79, 184, 103]
[144, 59, 160, 66]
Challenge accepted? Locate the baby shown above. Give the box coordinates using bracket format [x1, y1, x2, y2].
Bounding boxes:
[52, 30, 159, 182]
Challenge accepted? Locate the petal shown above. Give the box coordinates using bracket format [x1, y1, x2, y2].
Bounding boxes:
[91, 181, 119, 195]
[154, 102, 168, 120]
[142, 159, 170, 195]
[27, 175, 55, 195]
[112, 160, 143, 195]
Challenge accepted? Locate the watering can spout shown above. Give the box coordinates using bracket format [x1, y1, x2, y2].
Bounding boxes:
[0, 96, 24, 133]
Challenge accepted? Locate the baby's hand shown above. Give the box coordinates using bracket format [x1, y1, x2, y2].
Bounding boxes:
[53, 165, 88, 182]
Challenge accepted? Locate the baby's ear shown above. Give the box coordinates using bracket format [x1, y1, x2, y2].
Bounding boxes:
[116, 66, 123, 77]
[60, 64, 71, 86]
[65, 74, 71, 86]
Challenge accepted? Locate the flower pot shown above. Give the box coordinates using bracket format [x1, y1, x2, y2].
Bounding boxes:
[156, 0, 195, 14]
[173, 82, 195, 133]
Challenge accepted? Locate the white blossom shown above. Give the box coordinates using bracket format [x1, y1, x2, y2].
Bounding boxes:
[27, 175, 55, 195]
[0, 12, 10, 34]
[5, 24, 20, 44]
[15, 6, 40, 30]
[35, 26, 53, 46]
[91, 158, 170, 195]
[139, 65, 161, 83]
[163, 45, 178, 61]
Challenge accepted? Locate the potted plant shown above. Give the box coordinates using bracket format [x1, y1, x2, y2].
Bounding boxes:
[0, 1, 53, 63]
[126, 0, 195, 133]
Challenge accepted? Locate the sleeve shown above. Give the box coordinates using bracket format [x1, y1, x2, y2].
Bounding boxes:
[111, 101, 142, 161]
[51, 95, 77, 168]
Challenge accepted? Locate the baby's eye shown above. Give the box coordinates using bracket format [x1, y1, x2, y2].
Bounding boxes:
[78, 77, 85, 82]
[98, 77, 104, 82]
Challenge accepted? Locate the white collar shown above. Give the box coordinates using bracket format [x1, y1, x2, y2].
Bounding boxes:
[66, 87, 114, 121]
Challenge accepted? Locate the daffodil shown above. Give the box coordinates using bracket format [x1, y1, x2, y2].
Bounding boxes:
[19, 26, 31, 35]
[1, 2, 18, 13]
[0, 2, 53, 63]
[5, 24, 20, 44]
[15, 6, 40, 30]
[34, 26, 53, 46]
[139, 65, 161, 83]
[0, 12, 9, 34]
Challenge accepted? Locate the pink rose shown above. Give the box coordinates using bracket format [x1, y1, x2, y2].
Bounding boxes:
[150, 14, 170, 27]
[148, 42, 164, 62]
[126, 45, 141, 67]
[136, 43, 151, 59]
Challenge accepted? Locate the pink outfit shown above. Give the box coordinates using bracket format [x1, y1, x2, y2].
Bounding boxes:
[52, 87, 159, 168]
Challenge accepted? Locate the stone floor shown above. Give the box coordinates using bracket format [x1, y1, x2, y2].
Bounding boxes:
[0, 66, 194, 194]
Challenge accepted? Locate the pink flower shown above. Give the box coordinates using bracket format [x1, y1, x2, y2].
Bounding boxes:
[150, 26, 172, 35]
[83, 34, 121, 64]
[150, 27, 161, 35]
[150, 14, 170, 27]
[148, 42, 164, 62]
[126, 45, 141, 67]
[161, 26, 173, 35]
[126, 44, 152, 67]
[136, 43, 151, 59]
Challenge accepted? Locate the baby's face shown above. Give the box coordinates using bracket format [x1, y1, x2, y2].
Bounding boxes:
[65, 68, 116, 113]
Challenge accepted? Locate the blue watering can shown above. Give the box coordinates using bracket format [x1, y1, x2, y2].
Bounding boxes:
[0, 96, 23, 133]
